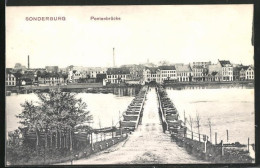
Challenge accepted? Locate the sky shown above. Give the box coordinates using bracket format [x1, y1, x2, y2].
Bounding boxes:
[6, 5, 254, 68]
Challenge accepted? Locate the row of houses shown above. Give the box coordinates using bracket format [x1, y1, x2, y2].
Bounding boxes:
[6, 60, 254, 86]
[6, 68, 67, 86]
[143, 60, 254, 84]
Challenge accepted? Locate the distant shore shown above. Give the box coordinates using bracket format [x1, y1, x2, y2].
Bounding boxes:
[6, 80, 254, 93]
[163, 80, 254, 88]
[5, 83, 142, 94]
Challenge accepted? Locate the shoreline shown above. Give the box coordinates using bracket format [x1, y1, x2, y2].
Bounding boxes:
[6, 81, 254, 94]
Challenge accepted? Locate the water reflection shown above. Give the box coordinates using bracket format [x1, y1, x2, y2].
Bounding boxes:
[113, 87, 140, 97]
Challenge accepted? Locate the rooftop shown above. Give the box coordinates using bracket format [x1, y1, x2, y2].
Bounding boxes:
[219, 60, 232, 67]
[107, 68, 130, 75]
[158, 66, 176, 70]
[175, 65, 191, 72]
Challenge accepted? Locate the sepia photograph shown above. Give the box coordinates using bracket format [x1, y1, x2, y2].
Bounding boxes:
[5, 5, 255, 165]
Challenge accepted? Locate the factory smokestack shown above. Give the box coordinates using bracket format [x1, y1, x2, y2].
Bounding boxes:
[28, 55, 30, 69]
[113, 48, 115, 67]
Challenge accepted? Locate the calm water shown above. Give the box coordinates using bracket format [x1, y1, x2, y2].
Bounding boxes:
[6, 89, 135, 135]
[166, 87, 255, 144]
[6, 87, 255, 145]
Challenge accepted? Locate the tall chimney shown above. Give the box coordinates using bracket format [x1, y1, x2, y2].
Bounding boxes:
[113, 48, 115, 67]
[28, 55, 30, 69]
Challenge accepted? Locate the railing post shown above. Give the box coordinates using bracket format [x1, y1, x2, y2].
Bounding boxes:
[215, 132, 217, 145]
[226, 130, 229, 143]
[248, 137, 250, 152]
[221, 140, 224, 156]
[199, 134, 201, 142]
[204, 137, 207, 153]
[192, 132, 193, 140]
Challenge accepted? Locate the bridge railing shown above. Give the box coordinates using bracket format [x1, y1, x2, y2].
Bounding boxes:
[185, 129, 207, 142]
[156, 87, 168, 130]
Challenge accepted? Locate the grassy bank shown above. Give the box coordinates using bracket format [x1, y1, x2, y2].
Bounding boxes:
[172, 134, 254, 163]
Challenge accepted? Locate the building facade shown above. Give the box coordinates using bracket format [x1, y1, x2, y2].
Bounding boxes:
[192, 65, 205, 82]
[6, 70, 16, 86]
[38, 73, 65, 85]
[206, 64, 222, 82]
[106, 68, 131, 84]
[218, 60, 233, 81]
[143, 67, 160, 83]
[158, 66, 176, 84]
[143, 66, 176, 84]
[175, 65, 192, 82]
[245, 66, 254, 80]
[68, 70, 83, 83]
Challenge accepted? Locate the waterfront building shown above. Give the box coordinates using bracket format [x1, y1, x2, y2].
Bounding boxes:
[233, 65, 241, 81]
[143, 66, 176, 84]
[37, 72, 65, 85]
[191, 65, 205, 82]
[66, 66, 107, 81]
[106, 68, 131, 84]
[245, 66, 254, 80]
[6, 68, 17, 86]
[218, 60, 233, 81]
[175, 65, 192, 82]
[68, 70, 83, 83]
[143, 67, 161, 83]
[207, 60, 233, 82]
[237, 66, 246, 81]
[20, 71, 37, 85]
[190, 62, 211, 82]
[86, 67, 107, 78]
[207, 64, 222, 82]
[158, 66, 177, 84]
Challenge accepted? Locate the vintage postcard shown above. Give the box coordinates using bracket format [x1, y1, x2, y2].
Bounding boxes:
[5, 5, 255, 165]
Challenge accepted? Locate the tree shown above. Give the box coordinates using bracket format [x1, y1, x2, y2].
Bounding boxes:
[18, 89, 93, 152]
[36, 89, 93, 151]
[187, 115, 193, 132]
[17, 101, 42, 153]
[195, 112, 201, 141]
[13, 70, 23, 89]
[208, 118, 212, 143]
